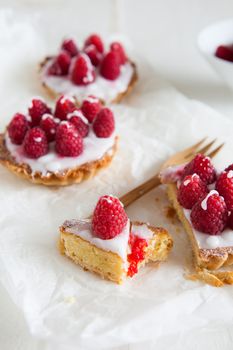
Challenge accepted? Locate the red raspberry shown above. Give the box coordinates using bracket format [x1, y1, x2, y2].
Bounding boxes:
[56, 51, 71, 75]
[81, 96, 101, 123]
[8, 113, 29, 145]
[92, 195, 128, 239]
[215, 45, 233, 62]
[110, 42, 127, 65]
[55, 121, 83, 157]
[47, 60, 62, 76]
[93, 108, 115, 138]
[216, 170, 233, 210]
[84, 44, 102, 66]
[100, 51, 121, 80]
[54, 95, 76, 121]
[182, 154, 216, 184]
[228, 211, 233, 229]
[28, 98, 51, 127]
[225, 164, 233, 172]
[84, 34, 104, 53]
[40, 114, 59, 142]
[177, 174, 208, 209]
[61, 38, 78, 57]
[67, 110, 89, 138]
[23, 127, 48, 159]
[71, 54, 95, 86]
[190, 190, 228, 235]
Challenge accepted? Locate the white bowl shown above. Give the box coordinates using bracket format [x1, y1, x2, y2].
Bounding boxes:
[197, 19, 233, 90]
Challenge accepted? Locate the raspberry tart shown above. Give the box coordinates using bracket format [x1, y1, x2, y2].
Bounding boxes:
[0, 96, 118, 186]
[59, 195, 173, 283]
[39, 34, 137, 104]
[161, 154, 233, 286]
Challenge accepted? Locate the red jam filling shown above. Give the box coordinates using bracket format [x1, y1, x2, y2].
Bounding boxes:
[127, 232, 148, 277]
[215, 45, 233, 62]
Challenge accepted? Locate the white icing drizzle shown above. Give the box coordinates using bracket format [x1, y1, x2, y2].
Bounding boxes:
[131, 224, 153, 240]
[5, 130, 115, 176]
[41, 60, 134, 103]
[227, 170, 233, 178]
[67, 110, 88, 124]
[201, 190, 218, 210]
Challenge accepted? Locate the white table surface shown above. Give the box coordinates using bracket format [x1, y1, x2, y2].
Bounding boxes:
[1, 0, 233, 349]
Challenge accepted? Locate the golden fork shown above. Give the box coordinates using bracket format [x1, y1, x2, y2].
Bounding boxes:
[120, 138, 224, 207]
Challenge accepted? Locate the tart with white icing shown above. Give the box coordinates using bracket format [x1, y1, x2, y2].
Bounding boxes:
[0, 96, 118, 186]
[162, 154, 233, 286]
[39, 34, 138, 104]
[59, 195, 173, 283]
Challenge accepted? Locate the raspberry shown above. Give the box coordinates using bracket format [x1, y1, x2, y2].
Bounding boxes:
[228, 211, 233, 229]
[84, 34, 104, 53]
[110, 42, 127, 65]
[81, 95, 101, 123]
[216, 170, 233, 210]
[93, 108, 115, 138]
[67, 110, 89, 138]
[55, 121, 83, 157]
[23, 127, 48, 159]
[100, 51, 121, 80]
[28, 98, 51, 127]
[84, 44, 102, 66]
[61, 38, 78, 57]
[92, 195, 128, 240]
[8, 113, 29, 145]
[190, 190, 228, 235]
[71, 54, 95, 86]
[177, 174, 208, 209]
[127, 233, 148, 277]
[47, 60, 62, 76]
[54, 95, 76, 121]
[56, 51, 71, 75]
[40, 114, 59, 142]
[225, 164, 233, 172]
[215, 45, 233, 62]
[182, 154, 216, 184]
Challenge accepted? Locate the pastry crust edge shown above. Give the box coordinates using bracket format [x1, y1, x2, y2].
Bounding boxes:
[0, 133, 118, 186]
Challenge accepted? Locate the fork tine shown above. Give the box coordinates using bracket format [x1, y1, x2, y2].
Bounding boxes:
[185, 139, 216, 159]
[180, 137, 207, 155]
[207, 143, 224, 158]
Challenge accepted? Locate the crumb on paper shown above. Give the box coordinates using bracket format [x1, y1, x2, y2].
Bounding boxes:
[64, 296, 76, 304]
[155, 197, 160, 202]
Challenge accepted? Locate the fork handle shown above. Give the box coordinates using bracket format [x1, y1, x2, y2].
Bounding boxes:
[119, 174, 161, 207]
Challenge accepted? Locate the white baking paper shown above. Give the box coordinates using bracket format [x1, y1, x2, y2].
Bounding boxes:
[0, 7, 233, 350]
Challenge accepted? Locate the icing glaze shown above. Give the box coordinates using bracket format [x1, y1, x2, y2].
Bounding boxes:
[41, 60, 134, 103]
[200, 190, 218, 210]
[63, 220, 153, 262]
[5, 130, 115, 176]
[64, 219, 130, 262]
[131, 224, 153, 240]
[160, 163, 185, 184]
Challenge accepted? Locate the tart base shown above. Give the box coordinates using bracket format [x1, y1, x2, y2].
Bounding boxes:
[39, 57, 138, 104]
[59, 221, 173, 284]
[167, 183, 233, 287]
[0, 133, 118, 186]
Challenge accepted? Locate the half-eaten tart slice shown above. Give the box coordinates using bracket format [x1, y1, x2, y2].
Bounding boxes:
[59, 195, 173, 283]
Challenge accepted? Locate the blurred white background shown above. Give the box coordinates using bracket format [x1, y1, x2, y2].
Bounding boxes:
[0, 0, 233, 349]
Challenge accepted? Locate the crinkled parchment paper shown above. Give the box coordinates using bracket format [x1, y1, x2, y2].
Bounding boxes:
[0, 8, 233, 350]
